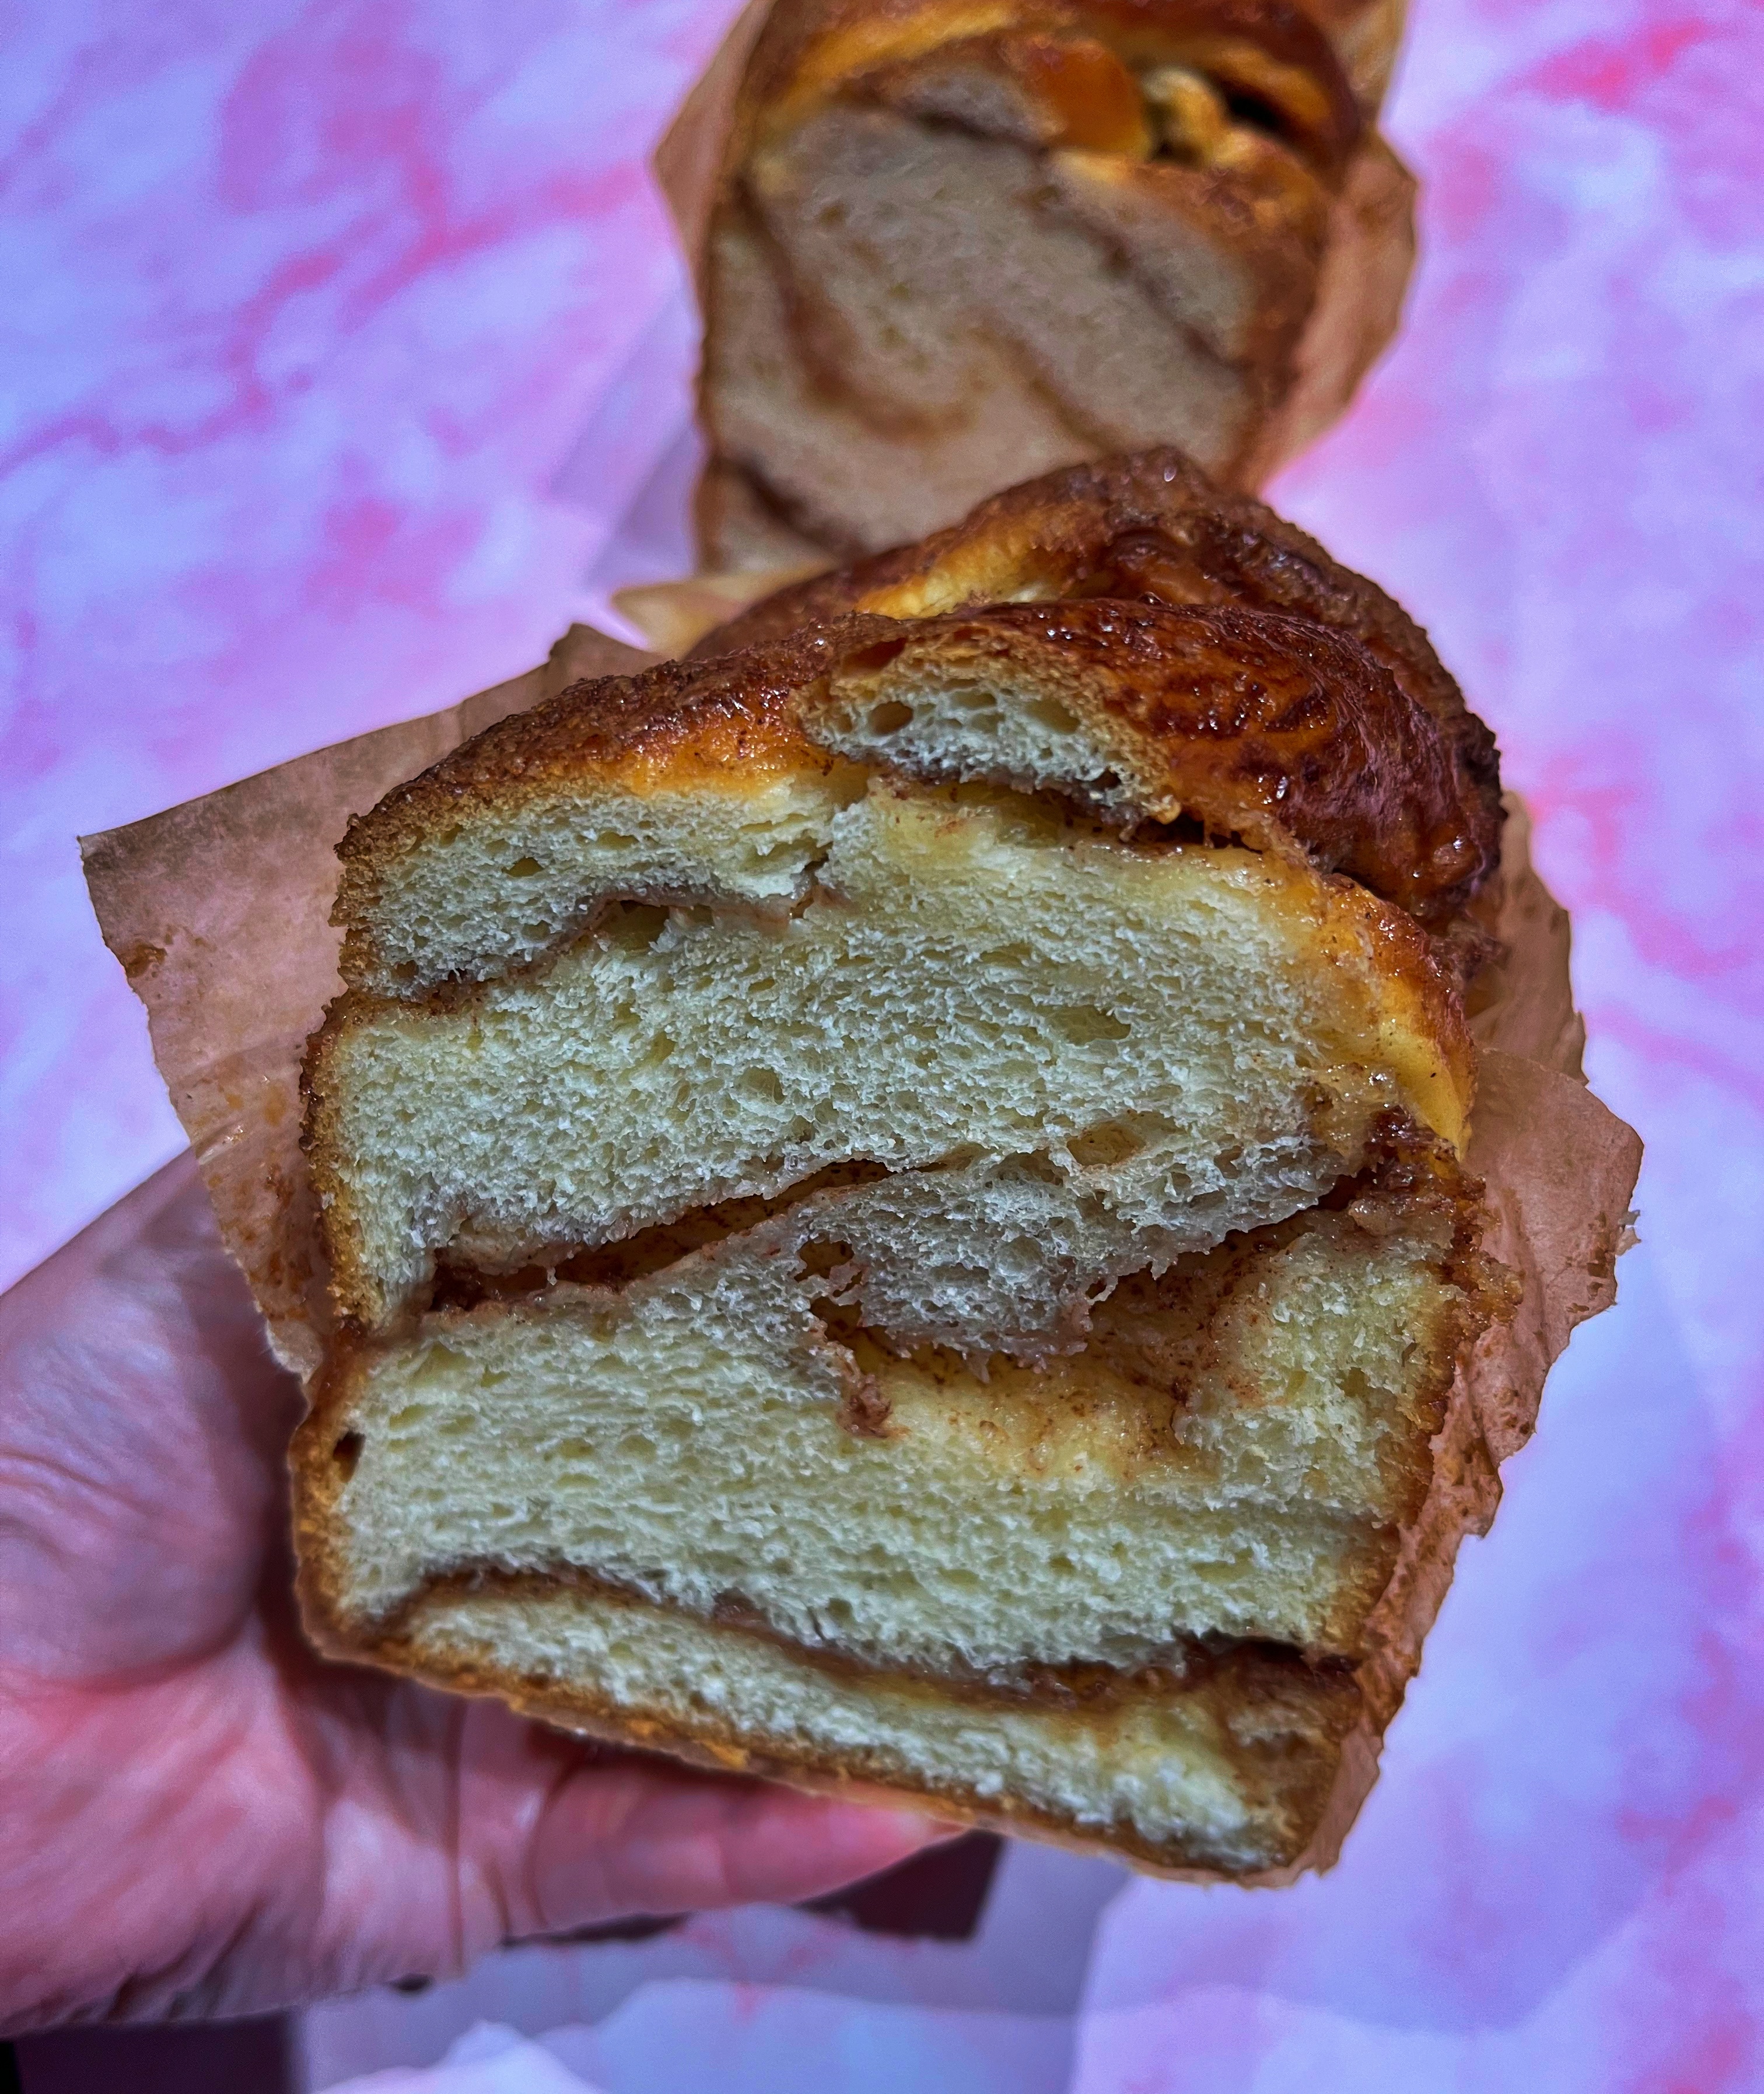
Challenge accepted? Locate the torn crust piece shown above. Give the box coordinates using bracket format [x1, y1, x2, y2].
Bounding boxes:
[671, 0, 1418, 565]
[296, 559, 1520, 1879]
[695, 449, 1503, 876]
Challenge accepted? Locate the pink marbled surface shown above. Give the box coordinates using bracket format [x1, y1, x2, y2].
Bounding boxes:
[4, 0, 1763, 2087]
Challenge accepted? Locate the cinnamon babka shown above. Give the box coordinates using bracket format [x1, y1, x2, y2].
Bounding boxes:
[293, 455, 1618, 1880]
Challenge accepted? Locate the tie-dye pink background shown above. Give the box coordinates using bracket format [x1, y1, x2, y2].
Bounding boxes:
[5, 1, 1762, 2087]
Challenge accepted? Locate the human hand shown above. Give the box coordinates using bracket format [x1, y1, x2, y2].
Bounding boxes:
[0, 1155, 947, 2032]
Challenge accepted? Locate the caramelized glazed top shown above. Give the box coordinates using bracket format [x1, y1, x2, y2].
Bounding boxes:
[697, 449, 1504, 916]
[341, 584, 1493, 942]
[333, 622, 884, 884]
[846, 598, 1496, 919]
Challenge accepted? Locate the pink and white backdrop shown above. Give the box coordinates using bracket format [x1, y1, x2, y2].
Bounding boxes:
[5, 1, 1763, 2086]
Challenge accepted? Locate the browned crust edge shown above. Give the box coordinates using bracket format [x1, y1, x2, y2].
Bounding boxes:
[308, 565, 1491, 1329]
[329, 451, 1503, 1024]
[821, 598, 1498, 920]
[327, 620, 892, 988]
[334, 593, 1497, 978]
[692, 450, 1500, 858]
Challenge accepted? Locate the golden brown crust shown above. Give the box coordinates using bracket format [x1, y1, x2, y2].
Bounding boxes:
[312, 596, 1484, 1327]
[728, 456, 1504, 907]
[694, 452, 1504, 895]
[834, 598, 1498, 919]
[735, 0, 1363, 179]
[337, 579, 1497, 955]
[328, 620, 893, 991]
[335, 625, 880, 900]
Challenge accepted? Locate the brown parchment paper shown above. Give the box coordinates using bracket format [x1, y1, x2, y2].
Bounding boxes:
[80, 624, 654, 1381]
[82, 642, 1640, 1876]
[1292, 797, 1643, 1875]
[612, 562, 828, 659]
[1311, 0, 1409, 116]
[653, 0, 1419, 524]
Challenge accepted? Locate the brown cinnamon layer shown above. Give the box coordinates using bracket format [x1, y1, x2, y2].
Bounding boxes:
[307, 1563, 1368, 1874]
[430, 1158, 894, 1309]
[373, 1561, 1358, 1714]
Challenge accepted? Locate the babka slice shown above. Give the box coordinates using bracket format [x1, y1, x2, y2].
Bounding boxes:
[293, 530, 1527, 1877]
[663, 0, 1416, 565]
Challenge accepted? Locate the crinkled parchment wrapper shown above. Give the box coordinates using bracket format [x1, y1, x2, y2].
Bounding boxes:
[654, 0, 1420, 516]
[81, 621, 1642, 1880]
[80, 624, 651, 1378]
